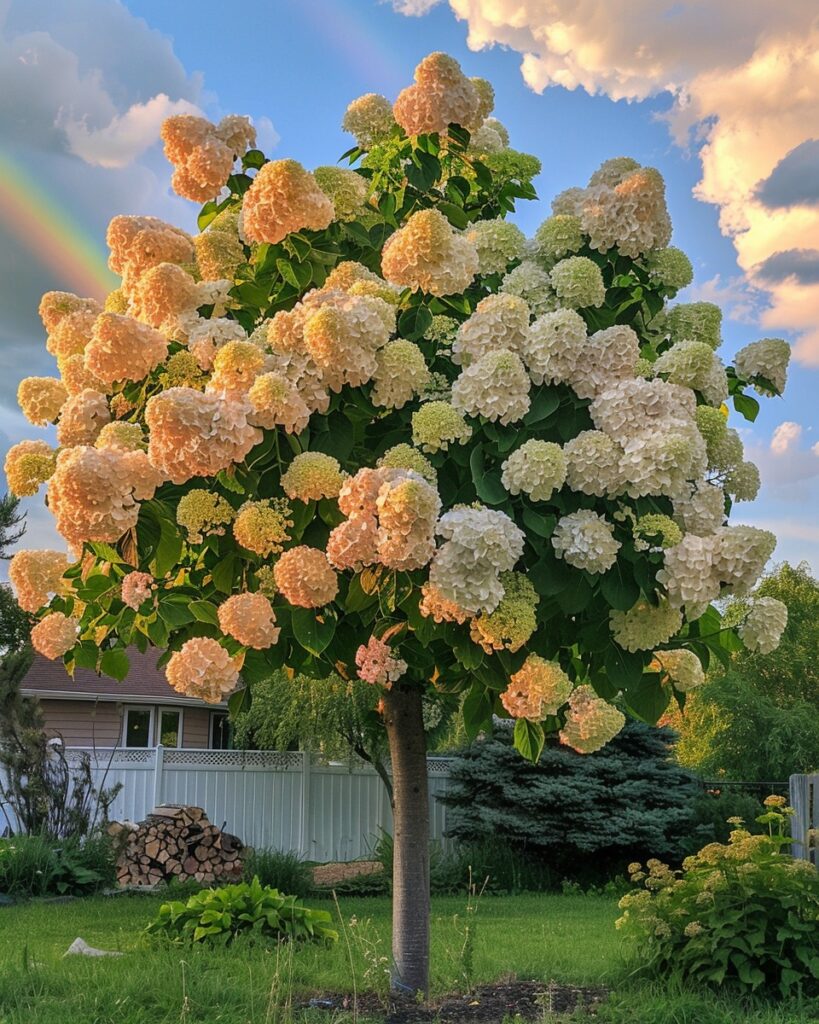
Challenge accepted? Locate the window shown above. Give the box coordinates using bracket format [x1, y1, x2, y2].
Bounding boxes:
[123, 706, 152, 747]
[158, 708, 182, 748]
[210, 712, 232, 750]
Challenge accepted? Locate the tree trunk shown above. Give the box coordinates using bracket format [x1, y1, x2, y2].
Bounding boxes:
[382, 682, 430, 997]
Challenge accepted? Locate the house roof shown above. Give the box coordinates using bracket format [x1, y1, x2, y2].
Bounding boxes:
[21, 647, 231, 708]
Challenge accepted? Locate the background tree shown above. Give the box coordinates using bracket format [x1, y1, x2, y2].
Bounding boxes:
[670, 562, 819, 781]
[5, 53, 791, 994]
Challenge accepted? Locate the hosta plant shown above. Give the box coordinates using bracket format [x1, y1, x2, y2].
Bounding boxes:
[146, 877, 338, 946]
[617, 798, 819, 996]
[5, 51, 792, 993]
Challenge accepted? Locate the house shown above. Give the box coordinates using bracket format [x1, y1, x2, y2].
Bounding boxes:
[20, 648, 232, 750]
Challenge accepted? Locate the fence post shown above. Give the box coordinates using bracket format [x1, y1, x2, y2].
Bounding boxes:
[152, 745, 165, 810]
[299, 751, 311, 857]
[789, 774, 808, 861]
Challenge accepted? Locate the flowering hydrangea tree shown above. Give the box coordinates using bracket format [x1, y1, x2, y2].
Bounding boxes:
[5, 52, 791, 994]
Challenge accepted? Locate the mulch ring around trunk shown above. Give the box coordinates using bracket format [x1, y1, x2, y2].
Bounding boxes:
[303, 981, 610, 1021]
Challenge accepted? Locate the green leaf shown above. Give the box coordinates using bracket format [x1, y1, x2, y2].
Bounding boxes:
[513, 719, 545, 763]
[599, 562, 641, 611]
[242, 149, 267, 170]
[343, 575, 379, 613]
[197, 201, 220, 231]
[73, 641, 99, 670]
[88, 542, 125, 564]
[216, 469, 246, 495]
[522, 507, 555, 539]
[100, 648, 129, 683]
[462, 684, 494, 742]
[406, 150, 441, 192]
[154, 517, 183, 578]
[190, 601, 220, 626]
[523, 387, 560, 426]
[212, 554, 237, 595]
[469, 445, 507, 505]
[733, 392, 760, 422]
[159, 600, 195, 628]
[228, 686, 251, 717]
[624, 673, 671, 725]
[398, 304, 433, 341]
[604, 644, 646, 691]
[291, 607, 337, 656]
[435, 201, 469, 229]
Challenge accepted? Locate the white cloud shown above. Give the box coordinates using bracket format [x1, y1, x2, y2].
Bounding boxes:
[386, 0, 443, 14]
[254, 115, 280, 156]
[770, 421, 803, 455]
[398, 1, 819, 365]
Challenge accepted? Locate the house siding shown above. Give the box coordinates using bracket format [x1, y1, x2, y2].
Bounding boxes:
[39, 698, 123, 747]
[182, 707, 211, 748]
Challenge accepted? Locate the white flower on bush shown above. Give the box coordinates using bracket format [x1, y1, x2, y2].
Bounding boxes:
[738, 597, 788, 654]
[552, 510, 620, 574]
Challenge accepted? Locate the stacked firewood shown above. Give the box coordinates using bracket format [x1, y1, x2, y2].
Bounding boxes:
[109, 805, 244, 887]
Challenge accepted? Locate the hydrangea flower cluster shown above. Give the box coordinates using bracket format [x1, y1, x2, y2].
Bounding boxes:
[738, 597, 788, 654]
[242, 160, 335, 244]
[500, 654, 573, 720]
[501, 440, 566, 501]
[282, 452, 345, 502]
[161, 114, 255, 202]
[218, 592, 280, 649]
[551, 510, 620, 574]
[165, 637, 240, 703]
[355, 634, 408, 687]
[121, 572, 155, 611]
[31, 613, 79, 661]
[9, 550, 69, 613]
[381, 208, 478, 296]
[470, 572, 538, 653]
[650, 649, 705, 692]
[558, 685, 626, 753]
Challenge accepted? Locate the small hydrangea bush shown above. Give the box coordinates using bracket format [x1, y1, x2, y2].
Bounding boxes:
[146, 877, 338, 946]
[617, 798, 819, 996]
[3, 50, 793, 990]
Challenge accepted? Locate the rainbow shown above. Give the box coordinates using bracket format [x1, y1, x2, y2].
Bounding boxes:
[0, 151, 118, 302]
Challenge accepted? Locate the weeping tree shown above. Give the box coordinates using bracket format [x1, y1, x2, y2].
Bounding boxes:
[4, 52, 792, 995]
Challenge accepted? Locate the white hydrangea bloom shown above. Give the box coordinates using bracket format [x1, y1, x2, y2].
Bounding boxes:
[530, 215, 584, 268]
[521, 308, 587, 386]
[734, 338, 790, 395]
[724, 461, 760, 502]
[371, 340, 431, 410]
[738, 597, 788, 654]
[620, 424, 707, 499]
[672, 481, 725, 535]
[501, 440, 566, 501]
[580, 165, 672, 257]
[563, 430, 624, 498]
[642, 247, 693, 291]
[451, 349, 530, 425]
[657, 534, 721, 612]
[549, 256, 605, 309]
[610, 598, 683, 652]
[651, 649, 704, 692]
[500, 260, 556, 317]
[569, 325, 639, 400]
[590, 378, 696, 441]
[430, 506, 525, 614]
[653, 341, 720, 393]
[552, 510, 620, 574]
[707, 427, 744, 473]
[712, 525, 776, 596]
[463, 219, 526, 276]
[453, 293, 530, 367]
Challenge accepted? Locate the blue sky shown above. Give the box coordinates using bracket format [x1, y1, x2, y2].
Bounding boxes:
[1, 0, 817, 570]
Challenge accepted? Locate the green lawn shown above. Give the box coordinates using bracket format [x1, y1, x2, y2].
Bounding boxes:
[0, 893, 816, 1024]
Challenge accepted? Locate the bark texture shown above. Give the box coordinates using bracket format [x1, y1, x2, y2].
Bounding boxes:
[382, 682, 430, 997]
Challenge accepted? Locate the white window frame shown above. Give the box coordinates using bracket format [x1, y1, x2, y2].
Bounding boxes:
[156, 706, 184, 749]
[122, 704, 154, 748]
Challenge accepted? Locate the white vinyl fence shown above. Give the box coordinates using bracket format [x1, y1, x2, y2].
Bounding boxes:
[1, 747, 453, 863]
[790, 774, 818, 866]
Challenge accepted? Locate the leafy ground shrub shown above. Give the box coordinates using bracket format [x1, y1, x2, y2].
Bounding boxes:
[242, 847, 314, 898]
[682, 789, 767, 855]
[617, 799, 819, 997]
[145, 876, 338, 946]
[0, 832, 114, 897]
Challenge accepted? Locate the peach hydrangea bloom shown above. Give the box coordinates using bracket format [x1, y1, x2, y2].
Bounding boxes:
[232, 499, 293, 556]
[121, 571, 155, 610]
[355, 635, 408, 687]
[106, 215, 195, 296]
[326, 518, 379, 572]
[145, 387, 261, 484]
[48, 445, 162, 548]
[31, 613, 79, 661]
[84, 313, 169, 386]
[58, 353, 105, 395]
[208, 340, 266, 395]
[56, 389, 111, 447]
[649, 648, 704, 692]
[161, 114, 255, 202]
[38, 291, 102, 335]
[18, 377, 68, 426]
[46, 308, 101, 360]
[129, 263, 201, 336]
[242, 159, 334, 244]
[418, 581, 470, 624]
[282, 452, 345, 502]
[393, 52, 481, 136]
[176, 489, 235, 544]
[9, 549, 70, 613]
[247, 372, 311, 434]
[273, 546, 338, 608]
[95, 422, 145, 452]
[4, 440, 57, 497]
[559, 685, 626, 753]
[194, 226, 245, 282]
[381, 208, 478, 296]
[188, 317, 247, 371]
[165, 637, 240, 703]
[217, 592, 280, 649]
[500, 654, 573, 719]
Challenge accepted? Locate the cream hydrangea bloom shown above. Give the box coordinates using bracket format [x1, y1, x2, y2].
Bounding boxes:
[660, 302, 722, 350]
[549, 256, 605, 309]
[208, 340, 266, 395]
[470, 572, 538, 653]
[563, 431, 624, 498]
[31, 613, 79, 661]
[194, 220, 245, 282]
[620, 426, 707, 500]
[248, 372, 311, 434]
[451, 349, 531, 425]
[313, 166, 369, 222]
[734, 338, 790, 395]
[218, 592, 280, 649]
[610, 598, 683, 652]
[559, 685, 626, 753]
[501, 654, 573, 719]
[712, 525, 776, 596]
[84, 313, 168, 385]
[372, 340, 431, 410]
[590, 378, 696, 441]
[165, 637, 240, 703]
[657, 534, 721, 613]
[453, 293, 530, 367]
[4, 440, 57, 497]
[145, 387, 261, 484]
[578, 164, 672, 258]
[411, 401, 471, 453]
[378, 444, 436, 484]
[121, 571, 155, 611]
[738, 597, 788, 654]
[342, 93, 395, 148]
[355, 635, 407, 687]
[522, 308, 587, 386]
[177, 490, 235, 543]
[18, 377, 68, 426]
[381, 208, 478, 296]
[242, 160, 334, 244]
[531, 214, 584, 268]
[501, 440, 566, 501]
[500, 260, 556, 317]
[9, 550, 70, 613]
[56, 389, 111, 447]
[552, 510, 620, 574]
[130, 262, 202, 337]
[375, 472, 440, 570]
[642, 247, 693, 291]
[95, 422, 145, 452]
[725, 461, 761, 502]
[650, 649, 705, 692]
[464, 219, 526, 276]
[273, 546, 338, 608]
[569, 325, 640, 400]
[188, 317, 247, 371]
[393, 52, 481, 136]
[672, 481, 726, 536]
[282, 452, 345, 502]
[233, 499, 293, 556]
